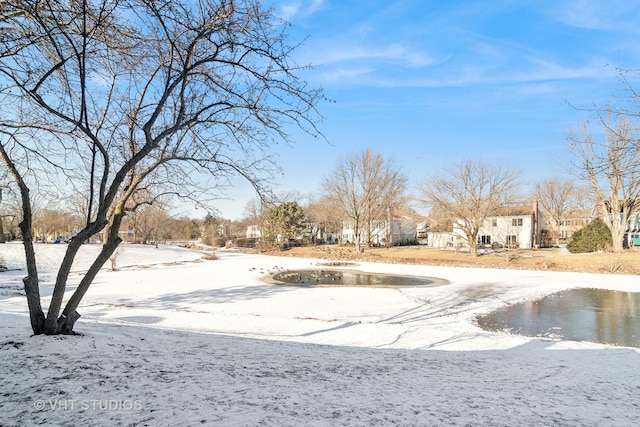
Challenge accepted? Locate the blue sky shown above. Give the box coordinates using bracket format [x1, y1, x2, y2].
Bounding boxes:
[212, 0, 640, 219]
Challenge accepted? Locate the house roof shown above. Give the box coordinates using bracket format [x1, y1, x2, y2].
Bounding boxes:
[489, 205, 534, 217]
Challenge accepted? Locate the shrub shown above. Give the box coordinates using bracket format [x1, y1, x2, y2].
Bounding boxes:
[234, 238, 257, 248]
[567, 218, 612, 253]
[201, 236, 227, 247]
[212, 237, 227, 247]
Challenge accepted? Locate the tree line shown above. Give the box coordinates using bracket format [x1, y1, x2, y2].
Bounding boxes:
[256, 123, 639, 258]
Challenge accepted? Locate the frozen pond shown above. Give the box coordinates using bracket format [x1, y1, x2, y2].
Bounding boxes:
[270, 269, 449, 288]
[476, 288, 640, 348]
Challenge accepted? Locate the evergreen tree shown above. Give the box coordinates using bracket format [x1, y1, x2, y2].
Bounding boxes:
[263, 202, 305, 248]
[567, 218, 612, 253]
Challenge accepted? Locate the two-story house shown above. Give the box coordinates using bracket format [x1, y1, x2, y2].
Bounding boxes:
[450, 203, 541, 250]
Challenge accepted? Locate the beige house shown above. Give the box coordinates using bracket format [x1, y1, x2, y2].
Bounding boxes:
[542, 208, 593, 243]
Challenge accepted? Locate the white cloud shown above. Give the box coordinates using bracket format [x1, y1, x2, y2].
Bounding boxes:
[276, 0, 325, 21]
[278, 3, 301, 22]
[551, 0, 640, 33]
[312, 42, 443, 69]
[321, 67, 376, 82]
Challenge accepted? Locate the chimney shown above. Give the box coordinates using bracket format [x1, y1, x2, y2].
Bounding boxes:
[532, 200, 540, 248]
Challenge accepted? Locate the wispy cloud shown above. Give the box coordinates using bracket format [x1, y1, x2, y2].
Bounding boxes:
[317, 52, 608, 89]
[551, 0, 640, 33]
[276, 0, 325, 21]
[322, 67, 376, 81]
[314, 43, 442, 68]
[313, 22, 614, 90]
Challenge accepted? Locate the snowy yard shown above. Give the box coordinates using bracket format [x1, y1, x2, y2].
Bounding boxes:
[0, 242, 639, 426]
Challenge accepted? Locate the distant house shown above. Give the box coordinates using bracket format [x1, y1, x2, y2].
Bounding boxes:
[543, 208, 593, 243]
[423, 231, 457, 248]
[624, 214, 640, 247]
[446, 203, 542, 250]
[299, 221, 338, 244]
[416, 222, 428, 240]
[544, 207, 640, 248]
[118, 219, 136, 243]
[245, 225, 261, 239]
[218, 223, 232, 237]
[591, 202, 640, 248]
[341, 216, 417, 247]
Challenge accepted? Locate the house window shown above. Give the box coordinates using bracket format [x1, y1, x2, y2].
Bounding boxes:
[560, 230, 574, 239]
[506, 235, 518, 247]
[491, 219, 497, 227]
[512, 218, 523, 226]
[478, 235, 491, 245]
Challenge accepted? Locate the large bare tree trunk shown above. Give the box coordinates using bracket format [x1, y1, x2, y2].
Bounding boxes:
[0, 188, 5, 244]
[44, 238, 86, 334]
[470, 238, 479, 257]
[0, 143, 45, 334]
[58, 236, 122, 334]
[601, 199, 626, 253]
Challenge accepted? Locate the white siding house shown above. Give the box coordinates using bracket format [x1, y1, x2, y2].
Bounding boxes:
[624, 213, 640, 247]
[424, 231, 457, 248]
[245, 225, 261, 239]
[455, 214, 537, 249]
[341, 217, 417, 246]
[441, 203, 542, 250]
[626, 214, 640, 231]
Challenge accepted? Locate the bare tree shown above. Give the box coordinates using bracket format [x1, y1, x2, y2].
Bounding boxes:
[239, 197, 265, 224]
[533, 178, 586, 245]
[0, 188, 6, 243]
[419, 159, 521, 257]
[302, 196, 342, 244]
[34, 208, 79, 242]
[322, 150, 407, 253]
[163, 216, 198, 242]
[0, 0, 324, 334]
[131, 204, 172, 245]
[0, 184, 22, 241]
[424, 203, 453, 233]
[568, 117, 640, 252]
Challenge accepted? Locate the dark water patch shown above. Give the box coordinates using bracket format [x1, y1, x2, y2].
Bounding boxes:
[476, 288, 640, 348]
[269, 269, 449, 288]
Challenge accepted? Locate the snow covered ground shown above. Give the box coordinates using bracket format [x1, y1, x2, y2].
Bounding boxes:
[0, 242, 639, 426]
